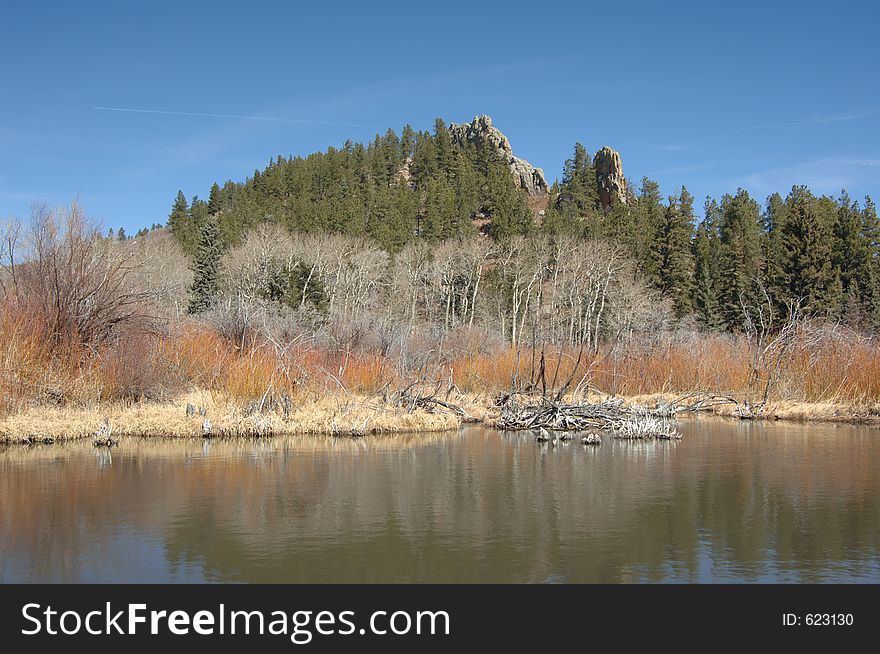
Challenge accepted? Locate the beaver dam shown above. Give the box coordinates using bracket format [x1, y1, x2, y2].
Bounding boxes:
[497, 397, 682, 440]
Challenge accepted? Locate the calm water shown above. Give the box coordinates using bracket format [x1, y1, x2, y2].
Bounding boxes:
[1, 419, 879, 583]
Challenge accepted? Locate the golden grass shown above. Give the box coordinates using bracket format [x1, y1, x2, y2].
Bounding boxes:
[3, 386, 878, 444]
[560, 391, 880, 424]
[0, 390, 462, 443]
[757, 400, 880, 422]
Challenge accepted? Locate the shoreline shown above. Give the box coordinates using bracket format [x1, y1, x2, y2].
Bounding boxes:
[0, 391, 473, 444]
[1, 391, 878, 444]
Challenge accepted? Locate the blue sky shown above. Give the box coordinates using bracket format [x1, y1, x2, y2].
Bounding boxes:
[2, 0, 878, 231]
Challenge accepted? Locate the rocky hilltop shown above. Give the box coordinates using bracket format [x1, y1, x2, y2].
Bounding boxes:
[447, 115, 628, 212]
[448, 115, 549, 197]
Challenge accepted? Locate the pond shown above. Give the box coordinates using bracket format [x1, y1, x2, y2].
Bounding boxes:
[1, 419, 878, 583]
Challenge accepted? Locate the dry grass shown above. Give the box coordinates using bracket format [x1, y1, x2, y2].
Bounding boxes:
[552, 390, 879, 424]
[2, 385, 878, 445]
[450, 335, 880, 407]
[0, 390, 462, 443]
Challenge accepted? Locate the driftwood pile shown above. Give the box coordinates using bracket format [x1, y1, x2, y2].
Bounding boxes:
[391, 380, 475, 422]
[498, 397, 682, 440]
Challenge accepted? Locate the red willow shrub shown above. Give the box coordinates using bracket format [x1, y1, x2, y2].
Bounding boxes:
[0, 203, 163, 411]
[448, 333, 879, 406]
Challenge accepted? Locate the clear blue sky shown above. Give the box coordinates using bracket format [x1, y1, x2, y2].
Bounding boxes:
[2, 0, 878, 231]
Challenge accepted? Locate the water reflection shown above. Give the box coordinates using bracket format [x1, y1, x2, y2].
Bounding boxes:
[1, 421, 878, 583]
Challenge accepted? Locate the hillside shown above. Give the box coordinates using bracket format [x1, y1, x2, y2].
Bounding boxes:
[167, 115, 628, 254]
[162, 114, 879, 331]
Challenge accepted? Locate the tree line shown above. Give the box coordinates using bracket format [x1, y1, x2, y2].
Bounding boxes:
[167, 119, 879, 335]
[168, 118, 532, 257]
[539, 148, 879, 331]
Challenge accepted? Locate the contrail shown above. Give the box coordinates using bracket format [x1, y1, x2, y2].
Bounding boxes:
[93, 106, 362, 127]
[742, 110, 880, 131]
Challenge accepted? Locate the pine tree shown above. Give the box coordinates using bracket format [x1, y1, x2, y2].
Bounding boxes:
[602, 199, 632, 241]
[252, 169, 267, 195]
[631, 178, 665, 288]
[370, 184, 417, 250]
[692, 197, 724, 329]
[484, 154, 532, 239]
[185, 196, 210, 254]
[657, 187, 695, 318]
[400, 124, 415, 161]
[718, 189, 764, 327]
[451, 151, 479, 231]
[763, 192, 788, 313]
[422, 177, 457, 239]
[861, 196, 880, 326]
[168, 190, 195, 253]
[775, 186, 838, 316]
[188, 217, 222, 314]
[410, 132, 438, 190]
[207, 182, 222, 215]
[557, 143, 599, 226]
[832, 190, 872, 324]
[382, 127, 402, 182]
[433, 118, 455, 180]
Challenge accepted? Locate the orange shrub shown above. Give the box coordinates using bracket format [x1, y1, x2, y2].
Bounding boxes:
[449, 333, 880, 404]
[160, 325, 399, 400]
[4, 301, 880, 414]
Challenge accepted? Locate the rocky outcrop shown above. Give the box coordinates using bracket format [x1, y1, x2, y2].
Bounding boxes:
[448, 115, 549, 197]
[593, 146, 628, 210]
[510, 158, 549, 198]
[447, 115, 509, 157]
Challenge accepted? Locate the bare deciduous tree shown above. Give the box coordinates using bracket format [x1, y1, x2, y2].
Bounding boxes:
[2, 203, 157, 350]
